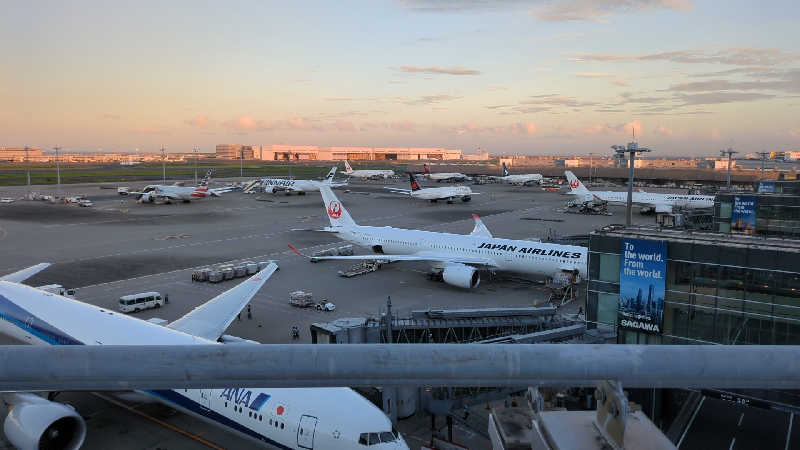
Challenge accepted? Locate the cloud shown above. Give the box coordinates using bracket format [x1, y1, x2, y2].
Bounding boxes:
[450, 122, 537, 136]
[390, 121, 417, 132]
[510, 122, 538, 135]
[611, 80, 629, 87]
[654, 124, 673, 136]
[396, 65, 481, 75]
[223, 115, 323, 133]
[677, 91, 775, 105]
[532, 0, 691, 21]
[334, 121, 357, 132]
[404, 94, 462, 105]
[400, 0, 528, 13]
[101, 113, 121, 120]
[668, 75, 800, 94]
[573, 72, 619, 78]
[572, 48, 800, 66]
[224, 115, 260, 131]
[185, 114, 211, 128]
[788, 128, 800, 138]
[710, 128, 721, 140]
[522, 94, 599, 108]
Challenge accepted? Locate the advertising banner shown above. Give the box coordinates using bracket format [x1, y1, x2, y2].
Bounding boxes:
[731, 195, 757, 234]
[618, 239, 666, 334]
[758, 181, 775, 193]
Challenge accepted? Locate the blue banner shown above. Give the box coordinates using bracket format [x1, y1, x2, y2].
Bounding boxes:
[731, 195, 757, 234]
[619, 239, 666, 334]
[758, 181, 775, 193]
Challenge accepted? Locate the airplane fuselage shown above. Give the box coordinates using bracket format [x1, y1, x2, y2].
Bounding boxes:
[586, 191, 714, 209]
[0, 282, 404, 450]
[345, 170, 394, 179]
[260, 178, 344, 193]
[411, 185, 473, 201]
[141, 185, 210, 201]
[333, 225, 587, 279]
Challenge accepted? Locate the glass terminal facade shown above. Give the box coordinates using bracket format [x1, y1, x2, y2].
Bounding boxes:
[587, 227, 800, 345]
[714, 192, 800, 238]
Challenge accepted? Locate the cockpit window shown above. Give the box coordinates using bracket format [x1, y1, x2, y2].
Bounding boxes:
[359, 431, 398, 445]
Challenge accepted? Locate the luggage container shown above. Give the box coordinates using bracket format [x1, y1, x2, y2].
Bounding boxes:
[233, 265, 247, 278]
[208, 270, 223, 283]
[289, 290, 314, 308]
[221, 267, 235, 280]
[246, 263, 258, 275]
[192, 270, 207, 282]
[337, 245, 354, 256]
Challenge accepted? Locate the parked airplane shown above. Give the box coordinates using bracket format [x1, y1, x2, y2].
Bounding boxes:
[385, 172, 476, 203]
[259, 167, 347, 195]
[423, 164, 469, 182]
[133, 170, 235, 203]
[344, 160, 395, 179]
[565, 171, 715, 213]
[491, 163, 543, 186]
[290, 186, 587, 289]
[0, 263, 407, 450]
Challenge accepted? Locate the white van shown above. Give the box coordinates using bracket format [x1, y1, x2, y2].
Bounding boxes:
[119, 292, 165, 313]
[36, 284, 77, 299]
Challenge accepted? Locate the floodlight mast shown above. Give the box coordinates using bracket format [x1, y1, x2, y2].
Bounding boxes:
[720, 148, 738, 188]
[756, 151, 770, 181]
[612, 140, 651, 226]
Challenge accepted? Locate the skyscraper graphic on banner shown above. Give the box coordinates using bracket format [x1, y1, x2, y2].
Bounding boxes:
[618, 239, 667, 334]
[731, 195, 757, 234]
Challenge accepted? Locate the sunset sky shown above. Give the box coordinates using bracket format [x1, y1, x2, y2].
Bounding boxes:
[1, 0, 798, 156]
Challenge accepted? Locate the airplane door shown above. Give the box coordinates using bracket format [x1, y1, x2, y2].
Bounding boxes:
[297, 415, 318, 449]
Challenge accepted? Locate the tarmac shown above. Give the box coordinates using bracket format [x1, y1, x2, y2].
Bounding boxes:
[0, 176, 654, 449]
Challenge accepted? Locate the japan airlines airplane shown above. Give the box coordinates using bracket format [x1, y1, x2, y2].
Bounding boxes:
[133, 170, 235, 203]
[385, 172, 476, 203]
[259, 167, 348, 194]
[0, 264, 406, 450]
[423, 164, 469, 182]
[290, 186, 587, 289]
[343, 161, 395, 179]
[565, 171, 715, 213]
[491, 163, 543, 186]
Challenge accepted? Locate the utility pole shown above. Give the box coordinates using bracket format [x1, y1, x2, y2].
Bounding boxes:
[720, 148, 738, 189]
[612, 141, 652, 227]
[588, 152, 594, 185]
[24, 146, 31, 196]
[756, 151, 770, 181]
[161, 146, 166, 183]
[53, 146, 61, 198]
[240, 147, 244, 178]
[193, 147, 199, 185]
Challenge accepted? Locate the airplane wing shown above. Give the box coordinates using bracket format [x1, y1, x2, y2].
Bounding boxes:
[384, 187, 412, 195]
[0, 263, 51, 283]
[209, 186, 238, 195]
[289, 245, 497, 267]
[653, 203, 673, 214]
[168, 263, 278, 341]
[469, 214, 493, 238]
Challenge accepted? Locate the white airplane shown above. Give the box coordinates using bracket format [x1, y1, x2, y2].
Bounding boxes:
[565, 171, 715, 213]
[491, 163, 543, 186]
[0, 263, 407, 450]
[423, 164, 469, 182]
[259, 167, 347, 195]
[290, 186, 587, 289]
[133, 170, 235, 203]
[343, 161, 395, 179]
[385, 172, 476, 203]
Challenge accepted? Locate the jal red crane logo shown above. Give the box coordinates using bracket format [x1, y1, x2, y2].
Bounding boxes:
[327, 200, 342, 219]
[569, 180, 579, 189]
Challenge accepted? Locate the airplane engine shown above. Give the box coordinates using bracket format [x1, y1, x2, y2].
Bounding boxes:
[139, 193, 152, 203]
[3, 393, 87, 450]
[441, 263, 480, 289]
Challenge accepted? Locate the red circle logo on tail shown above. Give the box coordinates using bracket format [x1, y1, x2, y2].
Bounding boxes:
[327, 201, 342, 219]
[569, 180, 579, 189]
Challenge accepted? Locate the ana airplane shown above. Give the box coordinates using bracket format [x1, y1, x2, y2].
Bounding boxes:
[343, 161, 395, 179]
[0, 263, 407, 450]
[259, 167, 347, 195]
[565, 171, 715, 213]
[423, 164, 469, 182]
[133, 170, 236, 203]
[290, 186, 587, 289]
[385, 172, 476, 203]
[491, 163, 543, 186]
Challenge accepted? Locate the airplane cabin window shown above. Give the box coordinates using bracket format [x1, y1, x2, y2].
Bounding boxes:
[280, 423, 284, 429]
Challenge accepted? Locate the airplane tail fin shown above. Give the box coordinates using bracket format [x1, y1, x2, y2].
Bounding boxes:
[502, 162, 509, 177]
[319, 186, 356, 228]
[0, 263, 51, 283]
[324, 166, 337, 182]
[565, 171, 590, 196]
[194, 169, 213, 195]
[423, 164, 430, 175]
[344, 160, 353, 174]
[409, 172, 421, 191]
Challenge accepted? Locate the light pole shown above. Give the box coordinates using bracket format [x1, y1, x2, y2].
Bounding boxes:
[588, 152, 594, 185]
[24, 146, 31, 195]
[240, 148, 244, 178]
[720, 148, 738, 189]
[612, 141, 652, 227]
[161, 146, 166, 183]
[193, 147, 199, 185]
[756, 151, 770, 181]
[53, 146, 61, 198]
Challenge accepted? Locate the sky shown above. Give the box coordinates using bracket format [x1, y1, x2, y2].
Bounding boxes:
[1, 0, 799, 156]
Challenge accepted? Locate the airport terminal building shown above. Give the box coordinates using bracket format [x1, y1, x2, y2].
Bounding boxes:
[215, 144, 462, 161]
[587, 226, 800, 345]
